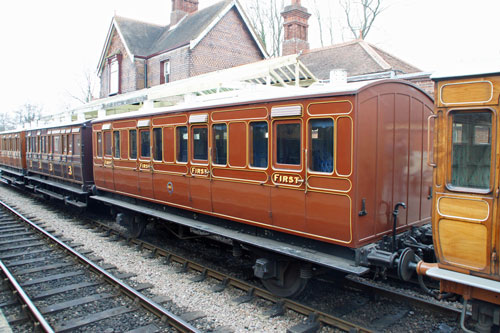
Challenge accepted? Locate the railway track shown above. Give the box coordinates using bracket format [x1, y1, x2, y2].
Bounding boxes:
[0, 185, 464, 332]
[73, 214, 463, 332]
[0, 200, 199, 332]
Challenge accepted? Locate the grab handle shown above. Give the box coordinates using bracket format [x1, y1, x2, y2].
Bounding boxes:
[427, 114, 437, 168]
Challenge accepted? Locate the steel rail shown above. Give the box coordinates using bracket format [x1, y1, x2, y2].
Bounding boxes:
[0, 260, 55, 333]
[89, 221, 373, 332]
[0, 200, 200, 333]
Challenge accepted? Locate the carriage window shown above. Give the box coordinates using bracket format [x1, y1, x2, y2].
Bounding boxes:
[451, 111, 492, 190]
[113, 131, 120, 158]
[153, 128, 162, 161]
[276, 122, 301, 165]
[192, 126, 208, 161]
[104, 131, 112, 156]
[74, 134, 81, 155]
[176, 126, 188, 162]
[250, 122, 268, 168]
[54, 136, 60, 154]
[213, 124, 227, 165]
[140, 130, 150, 158]
[96, 132, 102, 157]
[68, 135, 73, 155]
[129, 130, 137, 159]
[309, 119, 334, 173]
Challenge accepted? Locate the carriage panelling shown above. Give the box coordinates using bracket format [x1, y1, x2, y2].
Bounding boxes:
[92, 81, 433, 248]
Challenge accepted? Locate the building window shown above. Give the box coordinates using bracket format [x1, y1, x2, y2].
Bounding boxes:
[109, 56, 120, 95]
[161, 60, 170, 84]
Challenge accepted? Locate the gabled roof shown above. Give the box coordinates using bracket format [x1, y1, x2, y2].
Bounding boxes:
[299, 40, 421, 80]
[97, 0, 267, 73]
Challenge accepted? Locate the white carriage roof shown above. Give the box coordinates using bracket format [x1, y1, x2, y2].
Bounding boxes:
[432, 67, 500, 81]
[91, 79, 391, 124]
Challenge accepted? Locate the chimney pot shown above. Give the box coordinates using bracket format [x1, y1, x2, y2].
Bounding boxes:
[171, 0, 199, 26]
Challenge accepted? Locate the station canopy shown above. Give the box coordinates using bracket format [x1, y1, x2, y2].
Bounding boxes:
[49, 54, 317, 123]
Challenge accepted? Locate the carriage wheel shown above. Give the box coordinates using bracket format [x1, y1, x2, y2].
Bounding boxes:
[129, 215, 147, 238]
[261, 261, 308, 298]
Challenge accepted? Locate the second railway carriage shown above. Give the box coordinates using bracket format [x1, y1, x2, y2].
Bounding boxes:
[24, 121, 93, 208]
[417, 70, 500, 331]
[0, 130, 26, 186]
[91, 79, 435, 296]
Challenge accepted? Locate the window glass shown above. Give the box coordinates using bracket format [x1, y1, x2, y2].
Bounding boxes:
[113, 131, 120, 158]
[104, 131, 112, 156]
[140, 130, 150, 158]
[276, 123, 301, 165]
[97, 132, 102, 157]
[309, 118, 334, 173]
[110, 58, 119, 95]
[451, 111, 492, 189]
[162, 60, 170, 84]
[192, 127, 208, 161]
[176, 126, 188, 162]
[153, 128, 162, 161]
[249, 122, 268, 168]
[74, 134, 81, 155]
[54, 136, 60, 154]
[129, 130, 137, 159]
[68, 135, 73, 155]
[213, 124, 227, 165]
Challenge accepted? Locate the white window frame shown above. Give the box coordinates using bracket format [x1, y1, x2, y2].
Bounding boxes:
[109, 58, 119, 95]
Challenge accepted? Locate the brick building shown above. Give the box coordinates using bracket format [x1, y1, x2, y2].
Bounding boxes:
[97, 0, 267, 98]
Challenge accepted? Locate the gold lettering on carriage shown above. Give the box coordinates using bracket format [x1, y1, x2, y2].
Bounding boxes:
[272, 173, 302, 185]
[140, 163, 150, 169]
[190, 167, 209, 176]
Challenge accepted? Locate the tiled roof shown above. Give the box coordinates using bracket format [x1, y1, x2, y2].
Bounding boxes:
[299, 40, 421, 80]
[105, 0, 232, 59]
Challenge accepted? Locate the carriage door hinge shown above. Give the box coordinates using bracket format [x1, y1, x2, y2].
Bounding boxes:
[492, 250, 498, 266]
[496, 187, 500, 198]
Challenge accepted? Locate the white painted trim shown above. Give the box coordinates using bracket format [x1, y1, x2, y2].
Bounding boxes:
[426, 267, 500, 294]
[96, 17, 135, 73]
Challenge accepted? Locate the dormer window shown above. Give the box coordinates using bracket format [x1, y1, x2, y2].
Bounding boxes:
[161, 60, 170, 84]
[108, 55, 121, 95]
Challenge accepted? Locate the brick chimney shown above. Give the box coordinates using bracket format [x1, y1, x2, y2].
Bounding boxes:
[170, 0, 199, 26]
[281, 0, 311, 56]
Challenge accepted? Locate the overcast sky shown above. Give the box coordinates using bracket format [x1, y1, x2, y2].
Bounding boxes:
[1, 0, 499, 115]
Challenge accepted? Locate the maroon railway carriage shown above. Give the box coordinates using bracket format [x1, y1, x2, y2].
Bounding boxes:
[24, 121, 93, 208]
[0, 130, 26, 186]
[92, 79, 434, 296]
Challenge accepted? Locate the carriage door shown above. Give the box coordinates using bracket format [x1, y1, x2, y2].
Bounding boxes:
[137, 120, 154, 198]
[189, 119, 212, 212]
[270, 105, 306, 231]
[436, 109, 496, 276]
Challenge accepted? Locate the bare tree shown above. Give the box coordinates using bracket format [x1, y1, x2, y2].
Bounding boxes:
[242, 0, 285, 57]
[15, 103, 43, 128]
[340, 0, 384, 40]
[66, 68, 97, 104]
[0, 113, 14, 132]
